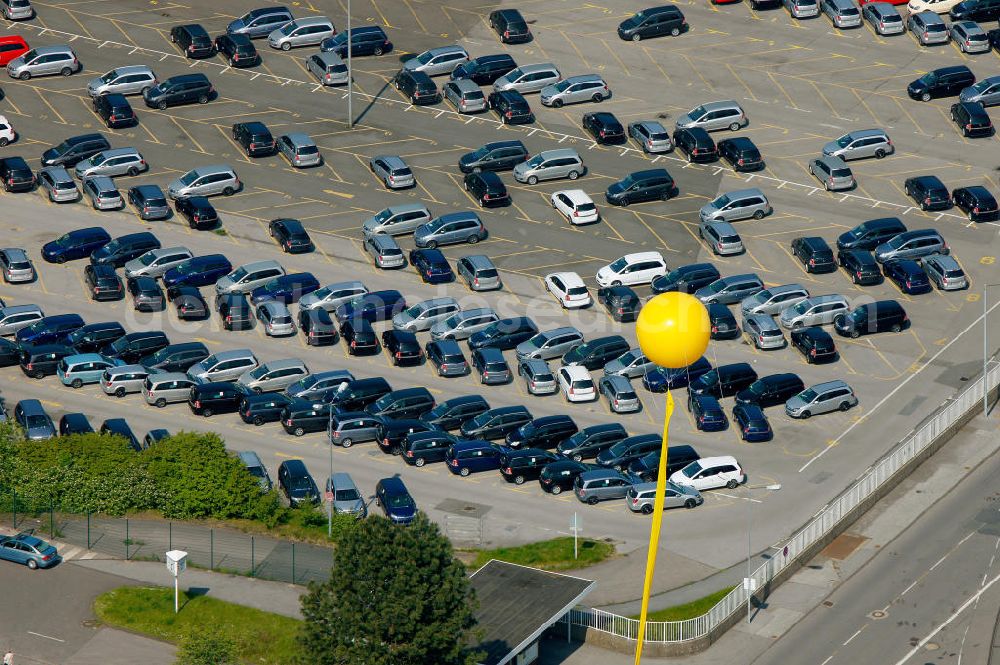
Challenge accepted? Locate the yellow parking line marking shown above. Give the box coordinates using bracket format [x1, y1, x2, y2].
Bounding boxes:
[640, 45, 672, 85]
[560, 29, 594, 70]
[213, 124, 254, 163]
[63, 7, 96, 39]
[33, 89, 67, 125]
[629, 209, 674, 253]
[401, 0, 429, 33]
[369, 0, 394, 27]
[169, 116, 210, 154]
[109, 18, 139, 47]
[767, 72, 800, 110]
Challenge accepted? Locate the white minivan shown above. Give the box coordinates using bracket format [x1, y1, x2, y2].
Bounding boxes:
[669, 456, 746, 490]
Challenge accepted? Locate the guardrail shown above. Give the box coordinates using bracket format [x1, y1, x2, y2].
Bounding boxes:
[562, 363, 1000, 646]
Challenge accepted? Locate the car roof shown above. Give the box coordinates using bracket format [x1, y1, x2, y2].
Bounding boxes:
[811, 380, 851, 392]
[602, 373, 632, 389]
[619, 251, 664, 263]
[65, 352, 110, 364]
[259, 300, 290, 313]
[924, 253, 961, 269]
[330, 471, 357, 488]
[378, 476, 409, 493]
[699, 99, 742, 111]
[33, 45, 76, 56]
[0, 247, 28, 261]
[282, 133, 316, 147]
[517, 62, 558, 74]
[293, 16, 334, 27]
[373, 155, 407, 169]
[764, 283, 808, 296]
[560, 365, 591, 379]
[548, 271, 586, 287]
[744, 313, 779, 328]
[450, 78, 481, 93]
[706, 220, 738, 234]
[632, 119, 667, 132]
[565, 74, 604, 84]
[423, 44, 468, 56]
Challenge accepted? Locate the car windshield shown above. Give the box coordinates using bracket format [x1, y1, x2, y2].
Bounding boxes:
[553, 80, 573, 93]
[262, 278, 281, 291]
[100, 70, 119, 83]
[705, 280, 726, 294]
[247, 365, 267, 379]
[109, 336, 129, 353]
[972, 79, 992, 93]
[609, 258, 628, 273]
[279, 21, 298, 36]
[25, 415, 49, 429]
[798, 388, 818, 402]
[137, 252, 158, 266]
[175, 261, 199, 275]
[414, 50, 435, 65]
[229, 267, 248, 282]
[330, 32, 349, 46]
[791, 301, 809, 314]
[711, 194, 731, 208]
[505, 67, 524, 80]
[179, 171, 199, 186]
[681, 461, 703, 478]
[385, 493, 413, 509]
[442, 314, 461, 329]
[335, 488, 360, 501]
[290, 476, 312, 491]
[688, 105, 707, 119]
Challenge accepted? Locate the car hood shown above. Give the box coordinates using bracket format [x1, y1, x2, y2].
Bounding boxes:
[167, 178, 185, 194]
[907, 79, 927, 93]
[362, 217, 381, 234]
[334, 498, 365, 514]
[515, 340, 538, 355]
[539, 84, 558, 98]
[391, 311, 414, 328]
[785, 396, 807, 410]
[606, 182, 626, 197]
[41, 147, 61, 164]
[821, 140, 841, 156]
[6, 57, 26, 69]
[603, 358, 625, 374]
[699, 203, 721, 217]
[959, 86, 982, 102]
[675, 114, 695, 128]
[123, 258, 145, 275]
[86, 76, 104, 92]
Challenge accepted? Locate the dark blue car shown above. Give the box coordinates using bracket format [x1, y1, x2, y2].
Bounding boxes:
[375, 476, 417, 524]
[249, 272, 321, 305]
[334, 290, 407, 324]
[16, 313, 85, 346]
[162, 254, 233, 288]
[883, 259, 932, 295]
[642, 357, 713, 393]
[41, 227, 111, 263]
[689, 394, 727, 432]
[409, 249, 455, 284]
[446, 439, 503, 476]
[733, 403, 773, 442]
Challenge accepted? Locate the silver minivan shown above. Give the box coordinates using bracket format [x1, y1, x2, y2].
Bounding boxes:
[779, 294, 850, 329]
[907, 11, 949, 45]
[699, 220, 744, 256]
[675, 100, 748, 132]
[540, 74, 611, 107]
[742, 313, 786, 350]
[392, 297, 461, 332]
[694, 274, 765, 305]
[2, 0, 33, 20]
[227, 6, 294, 39]
[268, 16, 335, 50]
[364, 234, 406, 269]
[0, 304, 43, 335]
[167, 165, 240, 199]
[74, 148, 147, 179]
[822, 0, 862, 28]
[102, 364, 156, 397]
[493, 63, 561, 94]
[327, 472, 367, 517]
[7, 46, 81, 80]
[187, 349, 259, 383]
[960, 75, 1000, 106]
[456, 254, 502, 291]
[784, 0, 820, 17]
[124, 247, 194, 279]
[809, 155, 855, 191]
[513, 149, 586, 184]
[699, 188, 772, 223]
[404, 45, 469, 76]
[741, 284, 810, 316]
[237, 358, 309, 394]
[362, 203, 432, 238]
[515, 326, 585, 361]
[306, 52, 348, 86]
[443, 79, 487, 113]
[87, 65, 157, 97]
[83, 176, 123, 210]
[822, 128, 893, 160]
[785, 380, 858, 418]
[277, 133, 322, 168]
[298, 281, 368, 312]
[142, 371, 198, 407]
[214, 260, 285, 295]
[430, 308, 499, 341]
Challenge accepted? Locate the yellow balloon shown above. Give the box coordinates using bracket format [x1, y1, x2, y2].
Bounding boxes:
[636, 292, 711, 369]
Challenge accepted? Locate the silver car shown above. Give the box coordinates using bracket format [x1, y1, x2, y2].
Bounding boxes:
[142, 371, 197, 407]
[363, 204, 432, 238]
[87, 65, 157, 97]
[2, 0, 33, 20]
[779, 294, 850, 329]
[268, 17, 335, 50]
[392, 297, 460, 332]
[540, 74, 611, 107]
[785, 380, 858, 418]
[444, 79, 487, 113]
[695, 274, 764, 305]
[960, 76, 1000, 106]
[743, 313, 786, 350]
[414, 212, 487, 248]
[907, 11, 950, 45]
[951, 20, 989, 53]
[809, 155, 855, 191]
[822, 128, 894, 160]
[699, 220, 744, 256]
[167, 165, 240, 199]
[256, 301, 296, 336]
[456, 254, 502, 291]
[862, 2, 904, 34]
[215, 260, 285, 295]
[430, 308, 499, 341]
[369, 155, 415, 189]
[75, 148, 147, 179]
[187, 349, 259, 383]
[7, 46, 80, 80]
[327, 472, 367, 518]
[920, 253, 967, 290]
[298, 281, 368, 312]
[404, 45, 469, 76]
[627, 481, 703, 513]
[37, 166, 80, 203]
[599, 374, 641, 414]
[102, 364, 156, 397]
[0, 304, 43, 335]
[277, 133, 322, 168]
[364, 234, 406, 269]
[124, 247, 194, 279]
[822, 0, 862, 28]
[512, 149, 586, 184]
[285, 370, 354, 401]
[676, 100, 749, 132]
[83, 176, 123, 210]
[784, 0, 820, 17]
[0, 248, 34, 283]
[699, 188, 772, 223]
[603, 348, 656, 379]
[628, 120, 673, 153]
[519, 358, 557, 395]
[515, 326, 585, 361]
[493, 63, 561, 94]
[306, 52, 348, 86]
[237, 358, 309, 393]
[874, 229, 948, 263]
[742, 284, 810, 316]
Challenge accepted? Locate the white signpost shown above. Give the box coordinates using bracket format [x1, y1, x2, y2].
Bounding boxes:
[570, 513, 582, 560]
[165, 550, 188, 614]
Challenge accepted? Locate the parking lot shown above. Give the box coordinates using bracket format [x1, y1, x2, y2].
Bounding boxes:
[0, 0, 998, 579]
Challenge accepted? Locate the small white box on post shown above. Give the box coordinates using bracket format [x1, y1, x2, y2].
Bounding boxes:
[165, 549, 188, 614]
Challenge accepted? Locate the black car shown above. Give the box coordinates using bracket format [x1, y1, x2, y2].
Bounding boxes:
[505, 414, 578, 450]
[628, 445, 700, 482]
[409, 248, 455, 284]
[595, 434, 661, 470]
[672, 127, 718, 163]
[127, 184, 170, 221]
[907, 65, 975, 102]
[171, 24, 215, 58]
[366, 387, 435, 420]
[538, 459, 593, 494]
[66, 321, 126, 354]
[324, 377, 392, 412]
[498, 448, 560, 485]
[460, 405, 532, 440]
[990, 26, 1000, 51]
[464, 171, 510, 207]
[708, 303, 739, 340]
[836, 217, 907, 252]
[651, 262, 720, 294]
[734, 373, 805, 408]
[555, 423, 629, 461]
[689, 394, 727, 432]
[733, 403, 773, 443]
[382, 329, 423, 366]
[100, 418, 141, 452]
[298, 307, 338, 346]
[597, 285, 640, 322]
[951, 0, 1000, 21]
[377, 418, 436, 455]
[20, 344, 74, 379]
[883, 259, 932, 295]
[126, 276, 165, 312]
[605, 168, 677, 206]
[93, 93, 136, 128]
[468, 317, 538, 351]
[618, 5, 688, 40]
[169, 286, 209, 320]
[278, 459, 319, 506]
[717, 137, 764, 172]
[280, 400, 333, 436]
[90, 232, 160, 268]
[420, 395, 490, 430]
[489, 8, 532, 43]
[562, 335, 630, 371]
[950, 101, 993, 138]
[232, 121, 275, 157]
[341, 318, 379, 355]
[320, 25, 393, 57]
[791, 327, 837, 364]
[791, 236, 836, 274]
[451, 54, 517, 85]
[953, 185, 999, 222]
[459, 140, 529, 173]
[59, 413, 93, 436]
[426, 340, 469, 376]
[145, 429, 171, 448]
[174, 196, 218, 229]
[240, 392, 292, 426]
[393, 69, 439, 105]
[101, 331, 170, 364]
[0, 156, 35, 192]
[838, 249, 882, 285]
[904, 175, 951, 211]
[143, 73, 213, 110]
[0, 338, 21, 367]
[582, 112, 626, 145]
[214, 33, 260, 67]
[84, 263, 124, 301]
[41, 133, 110, 168]
[139, 341, 209, 373]
[218, 292, 255, 331]
[488, 89, 534, 124]
[402, 431, 457, 466]
[268, 218, 314, 253]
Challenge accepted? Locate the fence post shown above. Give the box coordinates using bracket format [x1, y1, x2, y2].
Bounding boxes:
[292, 543, 296, 584]
[169, 521, 172, 551]
[12, 488, 16, 530]
[210, 529, 214, 571]
[251, 536, 255, 578]
[87, 512, 91, 549]
[125, 518, 129, 560]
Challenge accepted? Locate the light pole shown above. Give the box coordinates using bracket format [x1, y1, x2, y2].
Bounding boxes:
[984, 284, 1000, 417]
[327, 409, 334, 537]
[746, 483, 781, 624]
[346, 0, 353, 129]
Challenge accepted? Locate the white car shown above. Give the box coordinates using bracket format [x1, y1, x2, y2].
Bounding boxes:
[558, 365, 597, 403]
[550, 189, 599, 225]
[906, 0, 961, 12]
[669, 456, 747, 491]
[545, 272, 592, 308]
[595, 251, 667, 287]
[0, 115, 15, 147]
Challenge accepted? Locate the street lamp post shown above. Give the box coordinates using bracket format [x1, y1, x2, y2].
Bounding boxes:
[746, 483, 781, 624]
[327, 410, 334, 537]
[346, 0, 353, 129]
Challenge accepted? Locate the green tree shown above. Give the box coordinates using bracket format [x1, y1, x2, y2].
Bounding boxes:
[299, 513, 481, 665]
[176, 628, 237, 665]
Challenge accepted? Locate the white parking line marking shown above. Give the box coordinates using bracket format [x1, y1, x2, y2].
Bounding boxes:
[28, 631, 65, 643]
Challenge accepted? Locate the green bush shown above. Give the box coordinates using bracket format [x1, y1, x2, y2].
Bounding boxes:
[176, 629, 237, 665]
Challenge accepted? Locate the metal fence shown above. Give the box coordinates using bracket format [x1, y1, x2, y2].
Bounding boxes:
[564, 363, 1000, 643]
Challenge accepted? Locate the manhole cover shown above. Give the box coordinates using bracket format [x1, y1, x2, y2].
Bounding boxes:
[870, 610, 886, 619]
[925, 642, 939, 651]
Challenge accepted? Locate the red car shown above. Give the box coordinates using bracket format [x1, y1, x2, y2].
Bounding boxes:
[0, 36, 29, 67]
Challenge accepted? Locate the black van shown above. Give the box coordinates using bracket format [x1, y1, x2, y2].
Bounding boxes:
[688, 362, 758, 399]
[629, 445, 700, 482]
[420, 395, 490, 430]
[734, 373, 805, 408]
[596, 433, 661, 469]
[101, 331, 169, 364]
[450, 54, 517, 85]
[561, 335, 630, 370]
[0, 157, 35, 193]
[365, 387, 435, 419]
[556, 423, 629, 461]
[617, 5, 687, 41]
[505, 414, 578, 450]
[239, 392, 291, 426]
[143, 73, 214, 110]
[189, 381, 243, 417]
[499, 448, 560, 485]
[836, 217, 907, 251]
[651, 262, 721, 294]
[41, 133, 110, 167]
[376, 418, 436, 455]
[281, 400, 333, 436]
[325, 377, 392, 412]
[393, 69, 439, 105]
[402, 431, 456, 466]
[100, 418, 141, 452]
[20, 344, 74, 379]
[89, 232, 161, 268]
[605, 169, 677, 206]
[460, 405, 532, 440]
[834, 300, 907, 338]
[218, 293, 255, 331]
[278, 459, 319, 507]
[66, 321, 126, 353]
[138, 341, 210, 373]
